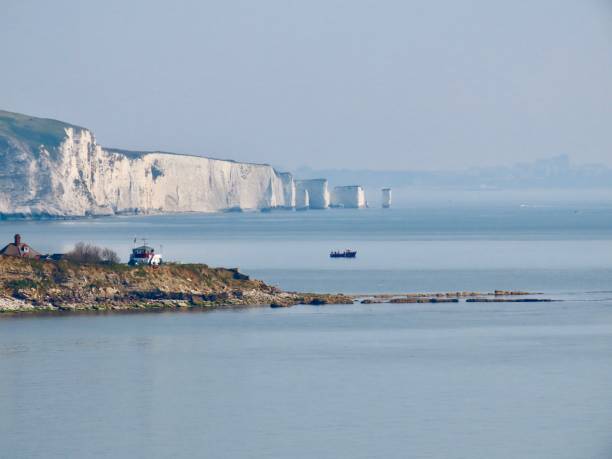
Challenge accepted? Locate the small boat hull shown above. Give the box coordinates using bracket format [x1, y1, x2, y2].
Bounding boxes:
[330, 250, 357, 258]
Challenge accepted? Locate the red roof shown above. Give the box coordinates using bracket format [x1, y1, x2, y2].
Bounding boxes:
[0, 242, 42, 258]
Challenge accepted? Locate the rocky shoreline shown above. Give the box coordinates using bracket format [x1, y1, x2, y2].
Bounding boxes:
[0, 255, 351, 314]
[0, 256, 555, 315]
[356, 290, 552, 304]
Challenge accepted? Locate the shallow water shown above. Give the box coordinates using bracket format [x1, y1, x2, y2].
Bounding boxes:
[1, 301, 612, 459]
[1, 203, 612, 458]
[1, 205, 612, 293]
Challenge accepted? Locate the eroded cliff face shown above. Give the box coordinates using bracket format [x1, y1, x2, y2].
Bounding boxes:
[331, 186, 366, 208]
[0, 111, 295, 217]
[295, 179, 330, 209]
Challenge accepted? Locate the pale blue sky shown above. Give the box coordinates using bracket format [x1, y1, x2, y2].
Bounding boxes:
[1, 0, 611, 170]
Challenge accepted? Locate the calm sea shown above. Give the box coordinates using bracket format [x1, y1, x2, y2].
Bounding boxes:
[1, 199, 612, 458]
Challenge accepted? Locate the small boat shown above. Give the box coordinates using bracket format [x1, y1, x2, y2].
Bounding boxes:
[129, 239, 163, 266]
[330, 249, 357, 258]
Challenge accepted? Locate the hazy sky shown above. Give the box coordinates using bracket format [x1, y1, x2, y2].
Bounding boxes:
[1, 0, 611, 171]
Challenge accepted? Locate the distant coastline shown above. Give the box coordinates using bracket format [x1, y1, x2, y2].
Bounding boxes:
[0, 110, 378, 219]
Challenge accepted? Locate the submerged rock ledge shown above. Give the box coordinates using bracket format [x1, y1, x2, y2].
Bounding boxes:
[356, 291, 551, 304]
[0, 256, 352, 314]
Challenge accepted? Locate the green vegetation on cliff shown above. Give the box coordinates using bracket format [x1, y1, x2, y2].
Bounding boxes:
[0, 255, 352, 313]
[0, 110, 80, 153]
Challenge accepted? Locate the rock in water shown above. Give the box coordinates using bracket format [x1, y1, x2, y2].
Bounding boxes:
[381, 188, 392, 208]
[295, 179, 330, 209]
[330, 185, 366, 208]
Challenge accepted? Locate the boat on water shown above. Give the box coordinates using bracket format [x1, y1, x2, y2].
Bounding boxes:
[128, 239, 163, 266]
[330, 249, 357, 258]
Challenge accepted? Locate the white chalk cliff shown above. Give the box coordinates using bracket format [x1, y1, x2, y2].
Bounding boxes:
[381, 188, 392, 208]
[331, 186, 366, 208]
[295, 179, 330, 209]
[0, 110, 295, 217]
[295, 188, 309, 210]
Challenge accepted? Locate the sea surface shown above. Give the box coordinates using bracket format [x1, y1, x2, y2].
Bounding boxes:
[1, 199, 612, 458]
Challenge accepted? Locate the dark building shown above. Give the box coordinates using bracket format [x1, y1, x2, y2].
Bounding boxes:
[0, 234, 42, 259]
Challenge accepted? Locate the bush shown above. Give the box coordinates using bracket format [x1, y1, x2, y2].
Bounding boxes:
[66, 242, 121, 265]
[6, 279, 38, 290]
[101, 248, 121, 264]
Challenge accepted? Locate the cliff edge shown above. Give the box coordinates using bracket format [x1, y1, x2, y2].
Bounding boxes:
[0, 110, 295, 218]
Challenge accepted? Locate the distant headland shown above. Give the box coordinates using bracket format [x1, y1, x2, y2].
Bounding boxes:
[0, 233, 352, 314]
[0, 110, 390, 219]
[0, 233, 553, 315]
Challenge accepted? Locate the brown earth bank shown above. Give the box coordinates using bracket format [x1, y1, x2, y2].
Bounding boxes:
[0, 256, 352, 314]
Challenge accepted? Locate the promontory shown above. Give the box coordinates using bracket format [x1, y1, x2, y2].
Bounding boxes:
[0, 255, 351, 313]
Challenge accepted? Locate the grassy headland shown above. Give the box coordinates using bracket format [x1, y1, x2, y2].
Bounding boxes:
[0, 256, 352, 314]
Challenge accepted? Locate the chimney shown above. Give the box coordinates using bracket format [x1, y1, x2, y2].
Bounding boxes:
[14, 234, 21, 245]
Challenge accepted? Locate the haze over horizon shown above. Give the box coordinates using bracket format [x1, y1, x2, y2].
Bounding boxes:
[2, 0, 611, 171]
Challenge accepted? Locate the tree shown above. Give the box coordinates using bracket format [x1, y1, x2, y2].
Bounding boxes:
[66, 242, 120, 264]
[101, 247, 120, 264]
